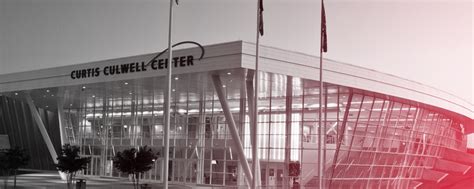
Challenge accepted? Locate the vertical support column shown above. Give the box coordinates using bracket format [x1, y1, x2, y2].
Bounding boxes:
[25, 93, 58, 165]
[56, 89, 73, 180]
[397, 107, 421, 189]
[298, 79, 304, 187]
[346, 95, 366, 159]
[323, 86, 328, 184]
[366, 100, 387, 188]
[329, 91, 353, 187]
[101, 90, 110, 177]
[57, 88, 67, 146]
[376, 101, 393, 151]
[284, 76, 293, 189]
[196, 97, 205, 184]
[245, 70, 261, 187]
[317, 82, 324, 189]
[238, 70, 249, 187]
[212, 74, 253, 185]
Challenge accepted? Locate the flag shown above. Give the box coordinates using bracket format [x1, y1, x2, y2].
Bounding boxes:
[175, 0, 179, 5]
[259, 0, 264, 36]
[321, 0, 328, 53]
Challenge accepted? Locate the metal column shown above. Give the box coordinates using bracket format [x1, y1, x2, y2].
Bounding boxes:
[284, 76, 293, 189]
[245, 70, 261, 187]
[56, 89, 67, 146]
[25, 93, 58, 164]
[212, 74, 253, 185]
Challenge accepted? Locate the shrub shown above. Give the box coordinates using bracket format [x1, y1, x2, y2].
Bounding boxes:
[55, 144, 91, 189]
[0, 147, 30, 188]
[113, 146, 157, 189]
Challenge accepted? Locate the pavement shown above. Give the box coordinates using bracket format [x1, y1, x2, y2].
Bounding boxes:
[0, 171, 195, 189]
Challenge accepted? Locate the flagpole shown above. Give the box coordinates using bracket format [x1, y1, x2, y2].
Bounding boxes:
[252, 1, 260, 189]
[318, 0, 325, 188]
[163, 0, 174, 188]
[252, 1, 263, 189]
[318, 32, 324, 189]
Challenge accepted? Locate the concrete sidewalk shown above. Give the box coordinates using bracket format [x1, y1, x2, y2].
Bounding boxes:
[0, 172, 191, 189]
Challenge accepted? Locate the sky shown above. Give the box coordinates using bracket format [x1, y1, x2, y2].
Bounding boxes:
[0, 0, 472, 106]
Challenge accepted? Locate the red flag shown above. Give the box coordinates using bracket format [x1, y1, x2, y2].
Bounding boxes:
[321, 0, 328, 52]
[259, 0, 264, 36]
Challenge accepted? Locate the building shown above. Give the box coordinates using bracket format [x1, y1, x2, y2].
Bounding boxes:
[0, 41, 473, 188]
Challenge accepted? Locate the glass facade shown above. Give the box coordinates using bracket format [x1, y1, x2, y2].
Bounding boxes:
[0, 68, 468, 188]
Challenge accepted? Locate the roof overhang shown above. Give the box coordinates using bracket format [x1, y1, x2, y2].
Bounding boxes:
[0, 40, 472, 124]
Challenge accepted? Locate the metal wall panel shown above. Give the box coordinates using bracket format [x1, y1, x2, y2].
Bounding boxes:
[0, 96, 61, 170]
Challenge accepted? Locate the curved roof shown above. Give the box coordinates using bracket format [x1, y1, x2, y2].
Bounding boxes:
[0, 40, 472, 122]
[240, 42, 473, 121]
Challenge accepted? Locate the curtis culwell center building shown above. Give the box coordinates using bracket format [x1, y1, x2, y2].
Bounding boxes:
[0, 41, 473, 188]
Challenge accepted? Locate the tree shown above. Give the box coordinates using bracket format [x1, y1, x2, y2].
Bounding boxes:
[55, 144, 91, 189]
[289, 161, 300, 177]
[113, 146, 157, 189]
[0, 149, 8, 188]
[0, 147, 30, 189]
[289, 161, 301, 189]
